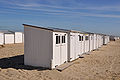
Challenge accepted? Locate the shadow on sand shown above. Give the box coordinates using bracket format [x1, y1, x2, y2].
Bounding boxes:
[0, 55, 49, 71]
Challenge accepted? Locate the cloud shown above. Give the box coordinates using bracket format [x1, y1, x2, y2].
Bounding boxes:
[1, 0, 120, 18]
[1, 0, 120, 12]
[10, 1, 120, 12]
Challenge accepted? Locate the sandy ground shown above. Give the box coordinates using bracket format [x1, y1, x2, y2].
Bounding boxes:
[0, 40, 120, 80]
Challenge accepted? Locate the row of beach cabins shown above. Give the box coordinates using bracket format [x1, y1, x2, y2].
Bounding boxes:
[0, 24, 119, 69]
[0, 30, 24, 45]
[23, 24, 120, 69]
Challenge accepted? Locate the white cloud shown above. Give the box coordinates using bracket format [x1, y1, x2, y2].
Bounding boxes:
[11, 2, 120, 12]
[1, 0, 120, 18]
[2, 0, 120, 12]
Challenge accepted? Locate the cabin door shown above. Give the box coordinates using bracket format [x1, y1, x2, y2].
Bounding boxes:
[78, 34, 83, 55]
[60, 33, 67, 64]
[54, 33, 61, 67]
[89, 35, 93, 51]
[70, 33, 76, 61]
[54, 32, 67, 67]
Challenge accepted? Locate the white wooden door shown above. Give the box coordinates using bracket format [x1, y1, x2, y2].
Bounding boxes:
[78, 34, 83, 55]
[54, 33, 61, 67]
[81, 35, 84, 54]
[60, 33, 67, 64]
[96, 35, 99, 48]
[75, 33, 79, 59]
[93, 34, 97, 50]
[89, 35, 93, 51]
[70, 33, 76, 61]
[54, 32, 67, 67]
[85, 35, 89, 52]
[83, 35, 86, 53]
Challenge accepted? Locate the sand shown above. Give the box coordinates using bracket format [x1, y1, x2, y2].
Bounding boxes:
[0, 40, 120, 80]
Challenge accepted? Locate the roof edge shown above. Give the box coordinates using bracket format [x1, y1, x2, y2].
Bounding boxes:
[23, 24, 54, 31]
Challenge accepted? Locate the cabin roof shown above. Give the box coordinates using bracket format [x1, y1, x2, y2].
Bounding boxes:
[23, 24, 70, 33]
[23, 24, 84, 33]
[23, 24, 112, 36]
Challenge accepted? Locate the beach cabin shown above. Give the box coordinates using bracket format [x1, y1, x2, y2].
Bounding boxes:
[83, 32, 94, 52]
[103, 35, 109, 45]
[0, 33, 4, 45]
[5, 34, 14, 44]
[23, 24, 68, 69]
[68, 32, 78, 61]
[68, 31, 84, 61]
[0, 30, 15, 44]
[15, 32, 23, 43]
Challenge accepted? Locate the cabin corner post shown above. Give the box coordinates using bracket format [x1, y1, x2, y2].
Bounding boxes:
[67, 32, 70, 62]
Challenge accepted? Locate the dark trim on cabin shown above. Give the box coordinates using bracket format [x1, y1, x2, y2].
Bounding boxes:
[23, 24, 69, 33]
[22, 24, 85, 34]
[23, 24, 54, 31]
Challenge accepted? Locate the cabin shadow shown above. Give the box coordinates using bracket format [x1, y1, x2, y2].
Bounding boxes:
[0, 55, 49, 71]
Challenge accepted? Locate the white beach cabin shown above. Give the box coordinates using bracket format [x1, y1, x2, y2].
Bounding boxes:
[15, 32, 23, 43]
[0, 33, 4, 45]
[5, 33, 14, 44]
[68, 31, 84, 61]
[68, 32, 78, 61]
[0, 30, 15, 44]
[23, 24, 68, 69]
[103, 35, 108, 45]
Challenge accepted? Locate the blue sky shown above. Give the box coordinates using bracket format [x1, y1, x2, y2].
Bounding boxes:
[0, 0, 120, 36]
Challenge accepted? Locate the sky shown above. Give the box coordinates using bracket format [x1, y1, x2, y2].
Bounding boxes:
[0, 0, 120, 36]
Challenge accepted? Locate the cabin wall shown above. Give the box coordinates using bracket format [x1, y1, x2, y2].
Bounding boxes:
[84, 35, 89, 53]
[4, 34, 14, 44]
[24, 26, 53, 69]
[89, 34, 93, 52]
[93, 34, 97, 50]
[0, 33, 4, 45]
[15, 32, 23, 43]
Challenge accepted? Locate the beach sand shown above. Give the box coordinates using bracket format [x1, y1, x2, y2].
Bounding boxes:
[0, 40, 120, 80]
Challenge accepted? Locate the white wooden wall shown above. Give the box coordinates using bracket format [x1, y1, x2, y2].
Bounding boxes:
[0, 33, 4, 45]
[15, 32, 23, 43]
[24, 26, 53, 69]
[93, 34, 97, 50]
[89, 34, 93, 52]
[5, 34, 14, 44]
[85, 35, 89, 53]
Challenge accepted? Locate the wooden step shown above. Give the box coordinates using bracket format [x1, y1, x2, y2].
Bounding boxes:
[55, 62, 73, 71]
